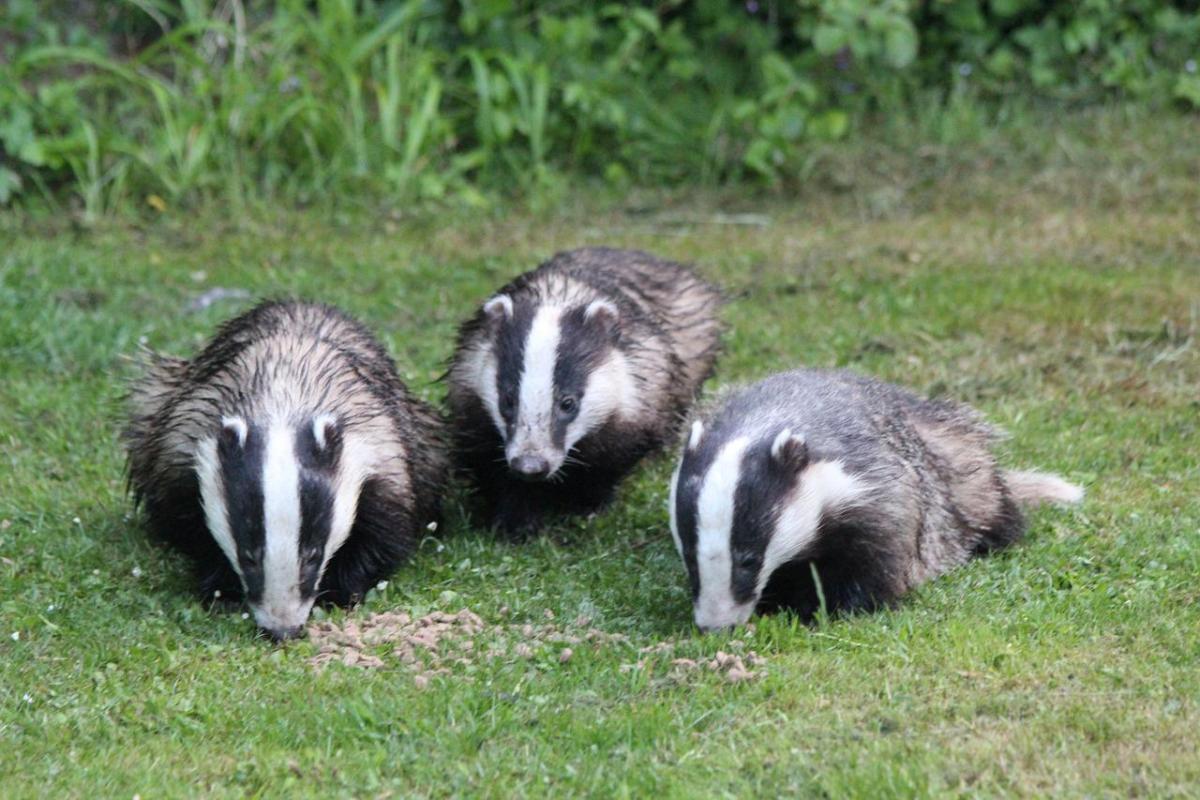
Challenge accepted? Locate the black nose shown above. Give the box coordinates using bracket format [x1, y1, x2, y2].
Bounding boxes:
[260, 625, 306, 643]
[509, 454, 551, 481]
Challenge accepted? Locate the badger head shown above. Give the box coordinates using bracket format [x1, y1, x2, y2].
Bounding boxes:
[473, 292, 634, 481]
[670, 422, 868, 632]
[194, 413, 364, 641]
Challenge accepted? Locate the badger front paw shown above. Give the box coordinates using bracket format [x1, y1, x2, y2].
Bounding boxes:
[490, 495, 545, 542]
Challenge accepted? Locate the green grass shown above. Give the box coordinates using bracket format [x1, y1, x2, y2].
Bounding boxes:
[2, 114, 1199, 797]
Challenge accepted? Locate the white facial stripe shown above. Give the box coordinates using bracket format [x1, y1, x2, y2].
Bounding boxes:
[668, 460, 683, 559]
[563, 351, 632, 452]
[195, 436, 242, 582]
[693, 437, 755, 630]
[257, 419, 304, 632]
[688, 420, 704, 450]
[324, 436, 373, 568]
[508, 305, 562, 458]
[462, 344, 505, 436]
[759, 460, 869, 594]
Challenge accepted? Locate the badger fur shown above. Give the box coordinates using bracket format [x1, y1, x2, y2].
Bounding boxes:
[447, 247, 723, 537]
[124, 301, 448, 640]
[669, 368, 1083, 631]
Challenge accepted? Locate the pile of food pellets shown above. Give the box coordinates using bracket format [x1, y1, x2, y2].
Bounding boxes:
[306, 607, 766, 685]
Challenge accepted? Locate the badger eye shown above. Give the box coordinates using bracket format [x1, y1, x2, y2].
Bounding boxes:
[557, 396, 578, 415]
[303, 548, 323, 567]
[737, 553, 760, 570]
[499, 394, 516, 415]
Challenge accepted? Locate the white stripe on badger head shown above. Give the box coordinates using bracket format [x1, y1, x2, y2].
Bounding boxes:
[563, 350, 635, 450]
[759, 460, 870, 593]
[693, 436, 755, 631]
[194, 436, 242, 583]
[460, 344, 504, 436]
[668, 460, 684, 559]
[256, 419, 305, 632]
[323, 434, 375, 569]
[509, 305, 563, 457]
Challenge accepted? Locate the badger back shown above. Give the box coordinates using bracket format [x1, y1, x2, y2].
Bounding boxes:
[124, 301, 447, 638]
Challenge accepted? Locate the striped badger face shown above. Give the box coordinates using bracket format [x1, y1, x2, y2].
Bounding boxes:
[670, 422, 867, 632]
[475, 292, 634, 480]
[195, 413, 361, 641]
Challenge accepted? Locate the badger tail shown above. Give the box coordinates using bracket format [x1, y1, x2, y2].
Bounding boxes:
[1004, 470, 1084, 507]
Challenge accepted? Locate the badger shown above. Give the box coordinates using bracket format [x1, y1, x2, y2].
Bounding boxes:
[669, 368, 1083, 631]
[447, 247, 723, 537]
[124, 301, 448, 640]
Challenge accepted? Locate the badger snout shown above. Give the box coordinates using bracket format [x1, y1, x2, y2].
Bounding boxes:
[259, 623, 306, 642]
[509, 453, 552, 481]
[694, 599, 756, 633]
[253, 600, 314, 643]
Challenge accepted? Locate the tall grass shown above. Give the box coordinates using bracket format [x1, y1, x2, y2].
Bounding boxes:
[1, 0, 1196, 216]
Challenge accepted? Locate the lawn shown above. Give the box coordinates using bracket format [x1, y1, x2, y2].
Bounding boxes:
[1, 110, 1198, 797]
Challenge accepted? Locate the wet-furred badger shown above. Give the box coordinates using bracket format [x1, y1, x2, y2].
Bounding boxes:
[670, 368, 1083, 631]
[124, 301, 448, 640]
[447, 247, 723, 538]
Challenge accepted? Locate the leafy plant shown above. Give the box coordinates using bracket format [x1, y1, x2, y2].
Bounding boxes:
[0, 0, 1196, 212]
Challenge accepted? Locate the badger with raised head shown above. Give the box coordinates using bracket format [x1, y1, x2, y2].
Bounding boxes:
[447, 247, 723, 538]
[670, 368, 1083, 631]
[124, 301, 448, 640]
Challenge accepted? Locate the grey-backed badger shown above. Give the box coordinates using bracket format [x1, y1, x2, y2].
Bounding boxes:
[670, 368, 1083, 631]
[447, 247, 723, 538]
[124, 301, 448, 640]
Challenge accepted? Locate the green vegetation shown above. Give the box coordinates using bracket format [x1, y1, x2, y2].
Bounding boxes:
[3, 0, 1198, 216]
[2, 110, 1198, 796]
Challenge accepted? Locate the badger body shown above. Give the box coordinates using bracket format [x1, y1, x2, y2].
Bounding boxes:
[124, 301, 448, 639]
[447, 247, 723, 537]
[670, 368, 1083, 631]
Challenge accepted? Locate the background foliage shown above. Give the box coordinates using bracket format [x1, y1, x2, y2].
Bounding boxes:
[2, 0, 1198, 215]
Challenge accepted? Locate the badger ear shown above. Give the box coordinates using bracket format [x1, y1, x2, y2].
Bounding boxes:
[770, 428, 808, 472]
[309, 413, 343, 466]
[687, 420, 704, 451]
[482, 294, 513, 326]
[583, 299, 619, 335]
[312, 414, 340, 452]
[580, 297, 619, 340]
[219, 416, 248, 449]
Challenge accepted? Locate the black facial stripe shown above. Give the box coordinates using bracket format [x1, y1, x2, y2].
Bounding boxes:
[493, 297, 535, 432]
[218, 421, 266, 602]
[296, 417, 342, 472]
[551, 305, 616, 449]
[729, 437, 802, 604]
[298, 473, 335, 598]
